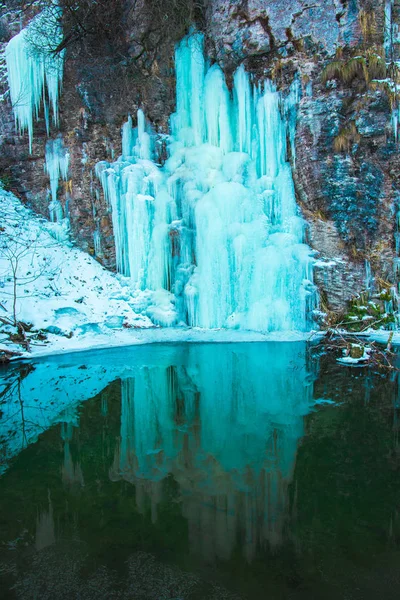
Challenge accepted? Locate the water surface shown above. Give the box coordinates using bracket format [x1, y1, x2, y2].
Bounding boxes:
[0, 342, 399, 599]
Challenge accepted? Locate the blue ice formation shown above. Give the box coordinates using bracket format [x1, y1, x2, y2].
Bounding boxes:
[5, 6, 64, 152]
[44, 135, 70, 221]
[96, 33, 316, 332]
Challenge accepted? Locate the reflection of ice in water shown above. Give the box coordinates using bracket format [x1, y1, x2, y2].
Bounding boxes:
[60, 407, 84, 488]
[35, 491, 55, 551]
[111, 343, 314, 562]
[1, 343, 314, 563]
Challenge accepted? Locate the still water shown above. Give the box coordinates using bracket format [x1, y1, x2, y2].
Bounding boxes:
[0, 342, 399, 599]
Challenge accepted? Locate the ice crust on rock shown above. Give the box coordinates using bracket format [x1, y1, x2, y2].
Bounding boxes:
[96, 33, 316, 333]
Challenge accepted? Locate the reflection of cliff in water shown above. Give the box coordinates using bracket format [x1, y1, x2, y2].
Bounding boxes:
[109, 343, 315, 562]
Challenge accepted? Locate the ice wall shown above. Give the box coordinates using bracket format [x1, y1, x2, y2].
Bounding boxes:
[96, 33, 316, 332]
[5, 6, 64, 152]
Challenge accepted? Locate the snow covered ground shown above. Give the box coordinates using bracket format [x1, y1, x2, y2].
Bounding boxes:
[0, 187, 399, 361]
[0, 187, 157, 357]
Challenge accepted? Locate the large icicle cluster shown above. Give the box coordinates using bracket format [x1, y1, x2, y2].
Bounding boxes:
[96, 33, 316, 332]
[5, 6, 64, 152]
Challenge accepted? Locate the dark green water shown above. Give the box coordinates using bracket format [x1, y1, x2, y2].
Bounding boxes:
[0, 342, 400, 599]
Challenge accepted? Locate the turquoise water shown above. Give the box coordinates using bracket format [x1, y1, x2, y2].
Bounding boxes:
[0, 342, 400, 599]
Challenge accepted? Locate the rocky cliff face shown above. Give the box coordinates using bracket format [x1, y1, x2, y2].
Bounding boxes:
[1, 0, 399, 319]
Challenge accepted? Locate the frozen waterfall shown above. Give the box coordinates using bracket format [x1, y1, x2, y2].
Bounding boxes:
[96, 33, 316, 332]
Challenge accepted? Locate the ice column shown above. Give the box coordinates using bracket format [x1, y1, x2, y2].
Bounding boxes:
[173, 33, 205, 145]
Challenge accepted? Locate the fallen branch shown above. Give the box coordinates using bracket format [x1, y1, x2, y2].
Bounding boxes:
[313, 328, 398, 372]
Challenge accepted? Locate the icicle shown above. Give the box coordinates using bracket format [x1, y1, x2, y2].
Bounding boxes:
[94, 229, 102, 257]
[255, 81, 285, 178]
[204, 65, 232, 153]
[173, 32, 205, 145]
[44, 135, 69, 225]
[365, 259, 373, 292]
[385, 0, 394, 60]
[233, 65, 253, 155]
[136, 109, 152, 160]
[5, 5, 64, 152]
[48, 200, 63, 222]
[392, 103, 400, 143]
[44, 135, 69, 204]
[122, 115, 134, 158]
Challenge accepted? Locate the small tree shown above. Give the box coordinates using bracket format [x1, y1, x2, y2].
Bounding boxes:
[0, 197, 61, 346]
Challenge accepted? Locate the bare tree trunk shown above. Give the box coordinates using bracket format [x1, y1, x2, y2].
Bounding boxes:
[12, 262, 17, 326]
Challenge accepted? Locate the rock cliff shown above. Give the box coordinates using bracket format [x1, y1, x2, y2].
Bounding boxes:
[1, 0, 399, 318]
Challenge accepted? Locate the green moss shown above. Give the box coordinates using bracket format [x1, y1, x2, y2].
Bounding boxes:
[379, 290, 392, 302]
[340, 289, 397, 332]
